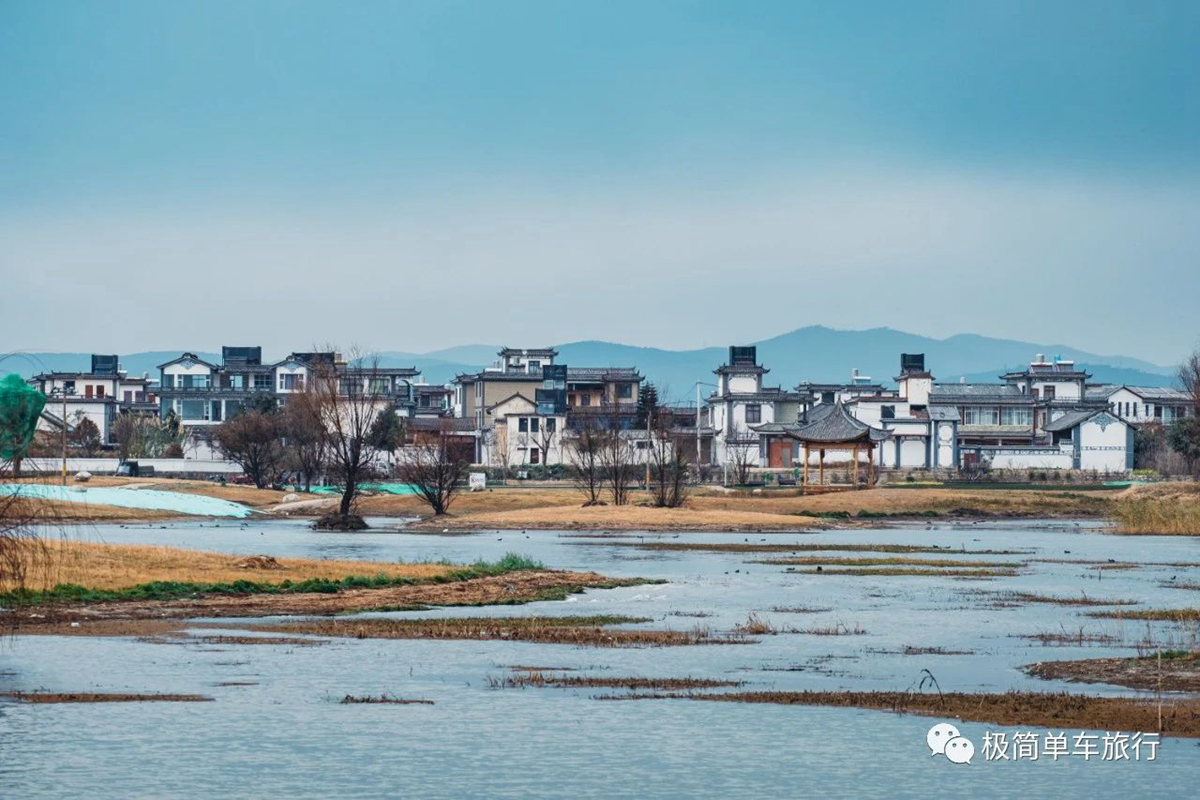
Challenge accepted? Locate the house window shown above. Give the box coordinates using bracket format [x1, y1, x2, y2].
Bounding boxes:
[369, 378, 390, 395]
[964, 406, 999, 426]
[530, 417, 540, 433]
[547, 418, 557, 432]
[518, 418, 529, 433]
[96, 385, 105, 398]
[821, 392, 835, 404]
[881, 405, 895, 420]
[228, 374, 245, 389]
[581, 395, 591, 406]
[123, 391, 133, 403]
[1001, 407, 1032, 426]
[280, 374, 304, 391]
[745, 404, 762, 424]
[527, 360, 541, 374]
[529, 447, 540, 464]
[85, 385, 93, 398]
[254, 374, 271, 390]
[181, 400, 208, 421]
[1043, 386, 1056, 400]
[617, 383, 633, 399]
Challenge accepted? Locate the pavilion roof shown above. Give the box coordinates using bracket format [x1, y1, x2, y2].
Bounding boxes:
[786, 402, 888, 444]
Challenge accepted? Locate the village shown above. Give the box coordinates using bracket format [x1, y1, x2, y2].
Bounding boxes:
[18, 344, 1194, 488]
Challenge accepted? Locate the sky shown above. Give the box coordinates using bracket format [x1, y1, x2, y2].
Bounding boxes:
[2, 1, 1198, 364]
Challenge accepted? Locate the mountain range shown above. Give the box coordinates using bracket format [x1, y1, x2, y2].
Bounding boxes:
[4, 326, 1177, 400]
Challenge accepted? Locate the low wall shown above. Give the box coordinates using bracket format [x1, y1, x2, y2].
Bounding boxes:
[20, 457, 243, 476]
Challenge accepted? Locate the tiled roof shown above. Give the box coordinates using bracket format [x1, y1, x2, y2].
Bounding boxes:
[927, 406, 960, 421]
[930, 383, 1026, 400]
[787, 402, 888, 443]
[566, 367, 642, 381]
[408, 417, 478, 432]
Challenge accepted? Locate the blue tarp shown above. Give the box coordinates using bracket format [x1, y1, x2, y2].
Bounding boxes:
[0, 484, 254, 518]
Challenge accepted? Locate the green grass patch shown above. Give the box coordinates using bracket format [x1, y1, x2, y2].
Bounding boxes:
[0, 552, 548, 608]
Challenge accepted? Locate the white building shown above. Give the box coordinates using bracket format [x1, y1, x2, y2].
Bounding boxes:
[708, 346, 806, 467]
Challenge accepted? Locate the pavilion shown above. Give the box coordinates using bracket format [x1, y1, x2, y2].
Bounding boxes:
[787, 402, 890, 491]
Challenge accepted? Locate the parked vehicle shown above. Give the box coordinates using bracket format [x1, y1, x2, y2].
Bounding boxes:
[116, 461, 155, 478]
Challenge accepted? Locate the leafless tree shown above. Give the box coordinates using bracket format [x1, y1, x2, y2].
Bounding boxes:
[67, 413, 102, 457]
[648, 413, 690, 508]
[566, 420, 605, 505]
[280, 388, 328, 492]
[396, 422, 468, 515]
[532, 415, 559, 477]
[725, 435, 756, 486]
[598, 403, 637, 505]
[213, 410, 284, 489]
[311, 349, 391, 527]
[1179, 350, 1200, 413]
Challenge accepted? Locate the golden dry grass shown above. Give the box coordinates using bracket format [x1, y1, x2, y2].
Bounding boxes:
[426, 503, 828, 532]
[1113, 483, 1200, 534]
[2, 539, 456, 593]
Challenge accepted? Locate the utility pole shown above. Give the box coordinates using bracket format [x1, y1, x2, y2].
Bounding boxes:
[60, 388, 67, 485]
[695, 382, 701, 467]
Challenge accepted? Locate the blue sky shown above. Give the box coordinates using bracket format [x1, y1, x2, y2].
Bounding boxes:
[2, 1, 1197, 362]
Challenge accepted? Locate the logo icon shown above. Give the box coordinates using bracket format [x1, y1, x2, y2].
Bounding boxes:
[928, 723, 974, 765]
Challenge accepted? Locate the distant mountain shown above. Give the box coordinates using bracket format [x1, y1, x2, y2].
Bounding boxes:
[4, 326, 1177, 396]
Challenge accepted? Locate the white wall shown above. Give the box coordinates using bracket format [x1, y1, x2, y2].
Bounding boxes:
[22, 457, 243, 474]
[1078, 415, 1131, 472]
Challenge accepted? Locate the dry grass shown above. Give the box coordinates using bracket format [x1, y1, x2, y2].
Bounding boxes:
[1113, 483, 1200, 535]
[754, 556, 1024, 568]
[992, 591, 1140, 607]
[1089, 608, 1200, 621]
[1024, 651, 1200, 692]
[339, 694, 434, 705]
[606, 690, 1200, 737]
[783, 566, 1019, 578]
[492, 670, 742, 691]
[421, 503, 827, 532]
[569, 541, 1028, 555]
[1, 539, 456, 594]
[235, 615, 754, 648]
[0, 691, 212, 703]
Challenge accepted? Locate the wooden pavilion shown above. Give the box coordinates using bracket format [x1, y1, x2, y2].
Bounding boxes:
[786, 402, 890, 492]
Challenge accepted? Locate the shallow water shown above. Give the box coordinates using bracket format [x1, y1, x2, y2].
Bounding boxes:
[0, 483, 254, 517]
[3, 517, 1198, 797]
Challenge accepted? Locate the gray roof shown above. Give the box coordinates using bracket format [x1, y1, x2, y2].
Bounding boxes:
[566, 367, 642, 381]
[1119, 386, 1191, 401]
[1043, 408, 1130, 432]
[787, 402, 889, 443]
[928, 406, 960, 421]
[930, 383, 1026, 400]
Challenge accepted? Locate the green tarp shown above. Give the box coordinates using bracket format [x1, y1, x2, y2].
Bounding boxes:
[0, 373, 46, 461]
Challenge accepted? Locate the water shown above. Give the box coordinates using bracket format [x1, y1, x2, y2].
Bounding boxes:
[2, 518, 1198, 797]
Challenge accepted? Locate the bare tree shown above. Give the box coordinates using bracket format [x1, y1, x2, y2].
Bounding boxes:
[213, 410, 284, 489]
[67, 414, 102, 457]
[396, 422, 467, 515]
[532, 415, 559, 477]
[599, 406, 637, 506]
[648, 413, 690, 508]
[725, 436, 756, 486]
[312, 351, 392, 528]
[1179, 350, 1200, 413]
[280, 387, 328, 492]
[566, 420, 605, 505]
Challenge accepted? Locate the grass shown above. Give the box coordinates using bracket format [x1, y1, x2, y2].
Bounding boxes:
[490, 671, 742, 691]
[599, 690, 1200, 737]
[1089, 608, 1200, 621]
[0, 691, 212, 703]
[0, 542, 545, 607]
[339, 694, 434, 705]
[1024, 652, 1200, 692]
[234, 615, 755, 648]
[754, 556, 1024, 568]
[992, 591, 1140, 607]
[571, 541, 1030, 555]
[782, 566, 1019, 578]
[1112, 484, 1200, 535]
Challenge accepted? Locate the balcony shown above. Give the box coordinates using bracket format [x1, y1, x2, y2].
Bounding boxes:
[158, 384, 276, 395]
